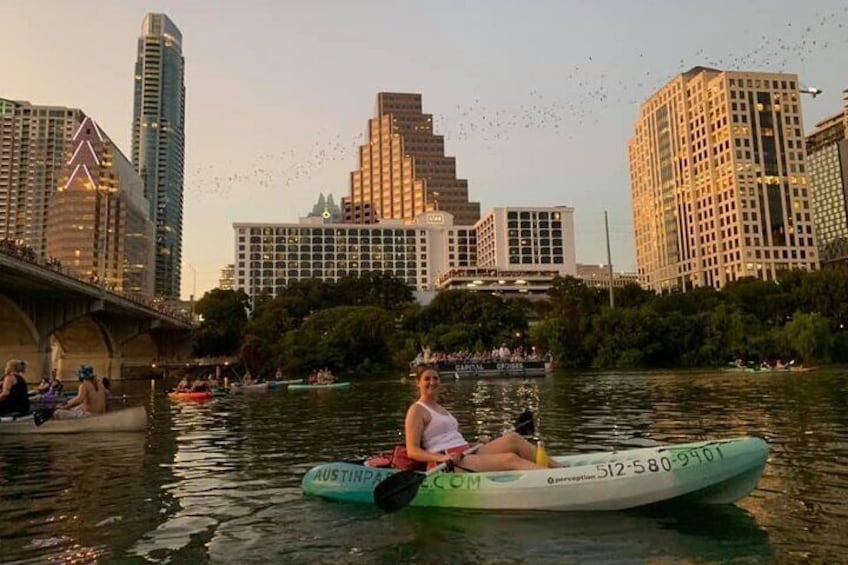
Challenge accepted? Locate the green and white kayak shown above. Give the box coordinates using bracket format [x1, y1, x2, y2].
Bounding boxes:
[288, 382, 351, 391]
[302, 436, 767, 511]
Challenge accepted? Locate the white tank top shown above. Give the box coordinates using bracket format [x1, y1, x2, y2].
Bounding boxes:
[417, 401, 467, 452]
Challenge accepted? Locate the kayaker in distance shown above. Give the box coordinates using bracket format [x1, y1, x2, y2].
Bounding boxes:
[0, 359, 30, 416]
[405, 364, 557, 471]
[176, 374, 209, 393]
[54, 365, 106, 419]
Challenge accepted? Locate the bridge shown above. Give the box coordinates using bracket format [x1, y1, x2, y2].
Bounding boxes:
[0, 250, 194, 382]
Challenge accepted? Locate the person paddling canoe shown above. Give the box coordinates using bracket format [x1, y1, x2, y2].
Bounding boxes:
[405, 364, 555, 471]
[0, 359, 30, 416]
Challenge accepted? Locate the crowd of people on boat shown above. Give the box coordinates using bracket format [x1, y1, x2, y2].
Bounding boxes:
[0, 360, 116, 420]
[36, 370, 64, 396]
[733, 358, 798, 370]
[412, 345, 553, 366]
[307, 368, 336, 385]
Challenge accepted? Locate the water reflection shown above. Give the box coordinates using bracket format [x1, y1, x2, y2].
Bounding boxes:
[1, 369, 847, 562]
[0, 432, 146, 563]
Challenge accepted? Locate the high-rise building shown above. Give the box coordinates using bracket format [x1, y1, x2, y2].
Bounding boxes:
[349, 92, 480, 225]
[0, 98, 84, 256]
[806, 96, 848, 267]
[629, 67, 818, 292]
[46, 116, 155, 297]
[131, 13, 186, 299]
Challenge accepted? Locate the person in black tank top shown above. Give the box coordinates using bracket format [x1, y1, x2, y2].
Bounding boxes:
[0, 359, 30, 416]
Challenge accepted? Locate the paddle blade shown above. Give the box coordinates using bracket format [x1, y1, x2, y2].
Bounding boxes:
[33, 409, 55, 427]
[515, 409, 535, 437]
[373, 470, 427, 513]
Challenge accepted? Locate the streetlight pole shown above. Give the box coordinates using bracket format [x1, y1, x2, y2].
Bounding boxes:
[605, 211, 614, 309]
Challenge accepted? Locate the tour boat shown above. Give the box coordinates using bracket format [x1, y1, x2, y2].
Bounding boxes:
[0, 406, 148, 435]
[409, 360, 553, 379]
[302, 436, 768, 511]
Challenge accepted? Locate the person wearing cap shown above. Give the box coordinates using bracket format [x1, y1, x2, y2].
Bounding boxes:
[53, 365, 106, 419]
[0, 359, 30, 416]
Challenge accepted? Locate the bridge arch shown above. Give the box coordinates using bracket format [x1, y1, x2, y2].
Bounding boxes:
[0, 294, 42, 381]
[52, 318, 116, 381]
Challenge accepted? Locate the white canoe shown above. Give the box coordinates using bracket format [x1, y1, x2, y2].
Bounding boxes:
[302, 436, 768, 511]
[0, 406, 147, 435]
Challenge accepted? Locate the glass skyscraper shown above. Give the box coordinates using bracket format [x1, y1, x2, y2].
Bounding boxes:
[131, 13, 185, 299]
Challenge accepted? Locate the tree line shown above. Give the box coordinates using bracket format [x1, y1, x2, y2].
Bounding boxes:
[192, 268, 848, 377]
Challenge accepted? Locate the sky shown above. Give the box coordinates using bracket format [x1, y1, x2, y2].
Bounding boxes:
[4, 0, 848, 299]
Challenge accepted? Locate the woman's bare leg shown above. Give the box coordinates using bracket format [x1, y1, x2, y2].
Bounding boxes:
[476, 432, 562, 467]
[477, 432, 536, 461]
[461, 452, 542, 472]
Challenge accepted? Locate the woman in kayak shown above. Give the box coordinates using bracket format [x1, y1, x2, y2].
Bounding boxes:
[0, 359, 30, 416]
[405, 364, 552, 471]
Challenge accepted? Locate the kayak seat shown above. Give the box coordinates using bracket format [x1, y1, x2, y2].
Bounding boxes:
[364, 446, 426, 472]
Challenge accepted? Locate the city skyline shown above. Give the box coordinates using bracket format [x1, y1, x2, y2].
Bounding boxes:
[4, 0, 848, 299]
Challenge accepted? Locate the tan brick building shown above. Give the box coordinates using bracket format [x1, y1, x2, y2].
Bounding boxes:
[629, 67, 818, 292]
[347, 92, 480, 225]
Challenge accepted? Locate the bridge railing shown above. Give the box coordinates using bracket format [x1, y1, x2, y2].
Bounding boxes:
[0, 239, 194, 325]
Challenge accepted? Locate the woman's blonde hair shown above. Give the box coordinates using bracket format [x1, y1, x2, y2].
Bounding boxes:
[4, 359, 26, 374]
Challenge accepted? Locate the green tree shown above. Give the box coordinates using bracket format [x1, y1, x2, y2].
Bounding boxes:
[192, 289, 251, 356]
[781, 312, 833, 365]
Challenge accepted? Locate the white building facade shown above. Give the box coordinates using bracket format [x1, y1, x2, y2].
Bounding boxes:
[233, 206, 576, 301]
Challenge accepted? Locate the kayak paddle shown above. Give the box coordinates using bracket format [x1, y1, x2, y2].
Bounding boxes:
[373, 409, 535, 513]
[33, 408, 55, 426]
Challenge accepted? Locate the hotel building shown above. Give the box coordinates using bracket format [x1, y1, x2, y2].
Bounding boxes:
[0, 98, 84, 256]
[46, 116, 155, 298]
[131, 13, 186, 299]
[629, 67, 818, 292]
[576, 264, 640, 289]
[233, 206, 575, 301]
[347, 92, 480, 226]
[806, 99, 848, 267]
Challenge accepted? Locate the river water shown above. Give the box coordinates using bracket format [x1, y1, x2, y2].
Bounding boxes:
[1, 368, 846, 563]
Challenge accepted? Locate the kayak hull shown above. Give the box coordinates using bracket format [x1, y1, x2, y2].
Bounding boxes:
[289, 382, 351, 391]
[230, 383, 269, 392]
[168, 391, 214, 401]
[267, 379, 303, 389]
[0, 406, 148, 435]
[302, 436, 767, 511]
